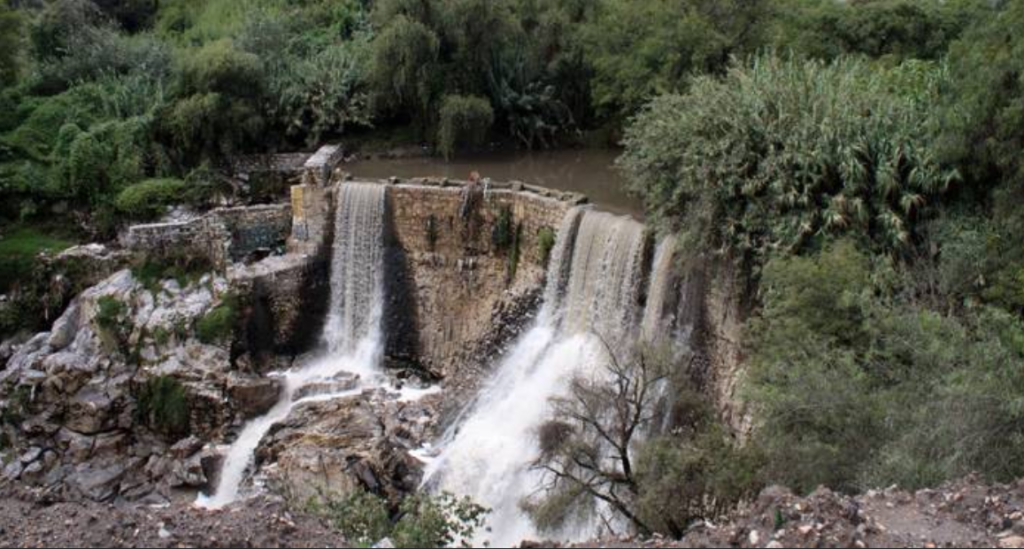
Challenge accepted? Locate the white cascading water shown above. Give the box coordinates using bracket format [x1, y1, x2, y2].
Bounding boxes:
[641, 238, 678, 344]
[197, 182, 388, 510]
[423, 208, 652, 546]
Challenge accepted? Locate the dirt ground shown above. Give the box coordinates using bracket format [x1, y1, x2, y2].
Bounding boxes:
[573, 476, 1024, 549]
[0, 484, 346, 548]
[4, 476, 1024, 548]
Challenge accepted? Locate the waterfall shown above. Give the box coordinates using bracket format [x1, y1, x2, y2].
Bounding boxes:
[641, 238, 677, 343]
[423, 208, 651, 546]
[324, 183, 388, 355]
[197, 183, 387, 510]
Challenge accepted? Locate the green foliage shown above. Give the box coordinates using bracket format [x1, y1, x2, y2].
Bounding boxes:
[179, 39, 263, 97]
[582, 0, 768, 117]
[319, 489, 391, 547]
[319, 489, 488, 549]
[93, 0, 159, 32]
[622, 54, 958, 266]
[368, 15, 440, 127]
[747, 241, 1024, 493]
[131, 251, 214, 294]
[268, 39, 374, 146]
[437, 95, 493, 160]
[196, 294, 238, 345]
[491, 206, 515, 251]
[96, 295, 126, 332]
[29, 0, 171, 95]
[0, 0, 24, 88]
[1, 385, 31, 427]
[136, 375, 190, 438]
[0, 228, 73, 293]
[391, 493, 488, 549]
[938, 0, 1024, 191]
[537, 226, 556, 265]
[634, 430, 764, 536]
[507, 222, 523, 282]
[114, 178, 186, 220]
[769, 0, 986, 62]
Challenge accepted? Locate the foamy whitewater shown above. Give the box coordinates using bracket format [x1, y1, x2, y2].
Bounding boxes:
[198, 183, 390, 510]
[424, 208, 674, 546]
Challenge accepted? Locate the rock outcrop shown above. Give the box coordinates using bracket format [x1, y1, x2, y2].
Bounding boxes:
[256, 386, 441, 505]
[0, 269, 275, 503]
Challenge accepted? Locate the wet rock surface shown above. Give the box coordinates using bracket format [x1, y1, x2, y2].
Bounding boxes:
[256, 386, 441, 506]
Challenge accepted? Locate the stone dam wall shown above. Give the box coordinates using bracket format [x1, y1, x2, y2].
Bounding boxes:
[383, 181, 579, 397]
[118, 174, 750, 432]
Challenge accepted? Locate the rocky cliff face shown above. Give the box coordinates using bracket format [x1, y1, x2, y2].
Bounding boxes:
[0, 270, 278, 503]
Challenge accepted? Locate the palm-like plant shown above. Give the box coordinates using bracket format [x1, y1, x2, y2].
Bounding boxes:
[622, 54, 958, 263]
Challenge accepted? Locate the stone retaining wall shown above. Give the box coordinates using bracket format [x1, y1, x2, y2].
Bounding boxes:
[124, 205, 292, 268]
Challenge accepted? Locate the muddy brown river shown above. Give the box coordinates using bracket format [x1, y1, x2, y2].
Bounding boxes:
[343, 149, 642, 217]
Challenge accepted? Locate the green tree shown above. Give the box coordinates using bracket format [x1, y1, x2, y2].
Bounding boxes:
[769, 0, 988, 62]
[436, 94, 493, 160]
[368, 15, 441, 131]
[0, 0, 24, 88]
[939, 1, 1024, 190]
[581, 0, 769, 118]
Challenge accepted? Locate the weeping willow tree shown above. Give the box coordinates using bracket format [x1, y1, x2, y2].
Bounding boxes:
[621, 54, 959, 266]
[368, 14, 441, 132]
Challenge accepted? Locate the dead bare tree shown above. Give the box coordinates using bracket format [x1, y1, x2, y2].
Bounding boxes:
[525, 338, 672, 537]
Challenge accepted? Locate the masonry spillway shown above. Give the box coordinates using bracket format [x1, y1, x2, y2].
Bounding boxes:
[424, 208, 674, 546]
[198, 183, 388, 509]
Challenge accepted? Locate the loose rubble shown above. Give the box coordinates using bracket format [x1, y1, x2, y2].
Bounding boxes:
[568, 476, 1022, 549]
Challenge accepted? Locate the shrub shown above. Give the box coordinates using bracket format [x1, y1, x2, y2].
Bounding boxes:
[179, 39, 264, 98]
[746, 241, 1024, 493]
[319, 489, 488, 549]
[321, 489, 393, 547]
[391, 493, 488, 549]
[621, 55, 957, 266]
[770, 0, 984, 62]
[95, 295, 126, 331]
[0, 228, 73, 293]
[269, 40, 374, 146]
[436, 95, 493, 160]
[938, 0, 1024, 190]
[635, 430, 764, 536]
[196, 294, 238, 345]
[30, 0, 170, 94]
[537, 227, 556, 266]
[114, 178, 186, 220]
[491, 206, 514, 251]
[581, 0, 768, 117]
[131, 251, 214, 294]
[136, 375, 190, 438]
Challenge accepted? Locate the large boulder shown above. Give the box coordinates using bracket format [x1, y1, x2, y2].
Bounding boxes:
[227, 374, 284, 418]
